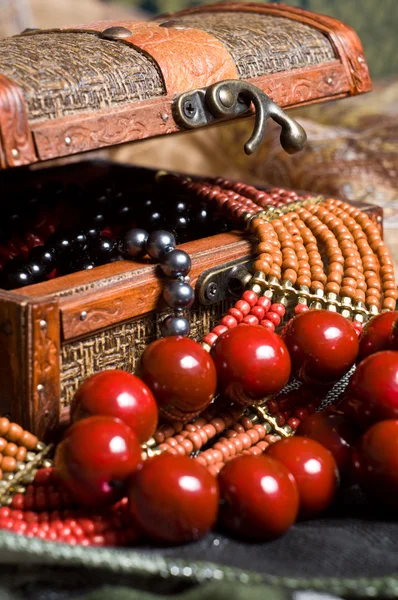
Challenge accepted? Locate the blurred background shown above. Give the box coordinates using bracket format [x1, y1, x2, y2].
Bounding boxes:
[1, 0, 397, 262]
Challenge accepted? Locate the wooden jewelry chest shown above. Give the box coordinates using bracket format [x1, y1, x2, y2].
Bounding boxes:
[0, 2, 378, 439]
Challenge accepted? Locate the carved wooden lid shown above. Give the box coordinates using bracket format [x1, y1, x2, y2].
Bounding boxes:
[0, 2, 371, 169]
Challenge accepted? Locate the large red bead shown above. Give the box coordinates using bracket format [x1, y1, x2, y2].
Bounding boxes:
[267, 436, 339, 518]
[218, 454, 298, 540]
[211, 325, 291, 405]
[140, 337, 217, 422]
[281, 310, 358, 385]
[356, 420, 398, 509]
[128, 453, 219, 543]
[297, 412, 359, 477]
[358, 311, 398, 363]
[341, 350, 398, 428]
[54, 416, 142, 507]
[71, 370, 158, 443]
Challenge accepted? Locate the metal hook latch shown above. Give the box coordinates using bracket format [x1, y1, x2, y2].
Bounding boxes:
[173, 79, 307, 155]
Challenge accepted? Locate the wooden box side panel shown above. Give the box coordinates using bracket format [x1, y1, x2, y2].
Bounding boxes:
[0, 292, 61, 440]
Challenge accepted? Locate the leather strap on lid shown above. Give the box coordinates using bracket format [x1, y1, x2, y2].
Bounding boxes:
[0, 74, 37, 169]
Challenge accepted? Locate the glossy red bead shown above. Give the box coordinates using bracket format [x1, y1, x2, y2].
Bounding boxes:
[342, 351, 398, 428]
[260, 319, 275, 331]
[356, 420, 398, 509]
[294, 304, 309, 314]
[128, 453, 219, 544]
[71, 370, 158, 443]
[297, 412, 360, 476]
[242, 314, 259, 325]
[54, 416, 142, 507]
[211, 325, 291, 406]
[242, 290, 258, 307]
[140, 336, 217, 422]
[390, 316, 398, 350]
[281, 310, 358, 385]
[250, 306, 265, 321]
[267, 436, 339, 518]
[256, 297, 271, 312]
[357, 311, 398, 363]
[218, 454, 299, 540]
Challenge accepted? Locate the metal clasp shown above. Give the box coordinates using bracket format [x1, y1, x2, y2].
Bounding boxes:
[173, 79, 307, 155]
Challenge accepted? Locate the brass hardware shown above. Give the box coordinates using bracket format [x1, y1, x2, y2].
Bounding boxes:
[100, 26, 132, 40]
[174, 79, 307, 155]
[196, 258, 254, 306]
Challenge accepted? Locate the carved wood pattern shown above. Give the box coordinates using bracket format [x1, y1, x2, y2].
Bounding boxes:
[31, 62, 349, 161]
[30, 301, 60, 441]
[0, 73, 37, 168]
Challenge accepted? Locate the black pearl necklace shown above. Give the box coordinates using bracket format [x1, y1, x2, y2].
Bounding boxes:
[120, 228, 194, 337]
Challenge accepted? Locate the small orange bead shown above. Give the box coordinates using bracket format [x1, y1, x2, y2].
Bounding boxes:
[297, 275, 311, 287]
[342, 278, 357, 288]
[366, 296, 380, 307]
[325, 282, 341, 294]
[384, 290, 398, 299]
[383, 298, 397, 310]
[7, 423, 23, 443]
[4, 443, 17, 457]
[19, 431, 38, 450]
[253, 260, 271, 275]
[1, 456, 16, 472]
[340, 286, 355, 298]
[284, 269, 298, 283]
[15, 446, 27, 462]
[0, 419, 10, 436]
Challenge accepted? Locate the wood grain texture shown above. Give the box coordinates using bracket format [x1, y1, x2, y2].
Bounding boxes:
[0, 73, 37, 168]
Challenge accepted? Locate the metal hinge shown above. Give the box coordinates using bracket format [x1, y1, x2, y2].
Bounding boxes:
[195, 257, 254, 306]
[173, 79, 307, 155]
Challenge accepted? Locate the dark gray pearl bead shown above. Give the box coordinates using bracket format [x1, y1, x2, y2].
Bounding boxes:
[119, 228, 148, 259]
[147, 230, 176, 260]
[160, 315, 190, 337]
[160, 249, 191, 277]
[163, 281, 194, 309]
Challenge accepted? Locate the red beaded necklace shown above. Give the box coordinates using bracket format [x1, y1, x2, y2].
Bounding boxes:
[0, 176, 397, 547]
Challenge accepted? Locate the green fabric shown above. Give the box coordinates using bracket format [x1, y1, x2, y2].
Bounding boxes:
[80, 582, 289, 600]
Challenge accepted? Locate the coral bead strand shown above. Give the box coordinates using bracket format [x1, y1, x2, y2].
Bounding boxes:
[156, 407, 244, 456]
[308, 203, 363, 304]
[326, 199, 397, 311]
